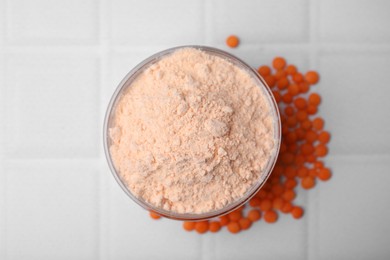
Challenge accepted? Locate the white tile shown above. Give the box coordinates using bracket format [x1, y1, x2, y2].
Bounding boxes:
[319, 0, 390, 43]
[4, 162, 99, 259]
[0, 55, 4, 260]
[316, 156, 390, 259]
[318, 52, 390, 155]
[4, 54, 100, 159]
[106, 177, 202, 259]
[0, 53, 6, 259]
[0, 0, 4, 44]
[110, 0, 204, 45]
[7, 0, 98, 44]
[212, 0, 309, 44]
[215, 216, 307, 260]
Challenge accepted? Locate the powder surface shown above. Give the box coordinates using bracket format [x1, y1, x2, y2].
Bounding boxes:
[109, 48, 277, 214]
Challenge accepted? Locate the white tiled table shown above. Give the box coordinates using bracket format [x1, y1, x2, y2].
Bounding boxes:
[1, 0, 390, 259]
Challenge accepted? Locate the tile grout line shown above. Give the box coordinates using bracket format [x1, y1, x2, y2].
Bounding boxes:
[0, 50, 6, 260]
[0, 0, 8, 255]
[98, 0, 110, 258]
[203, 1, 218, 259]
[1, 0, 7, 257]
[307, 0, 320, 260]
[4, 43, 390, 54]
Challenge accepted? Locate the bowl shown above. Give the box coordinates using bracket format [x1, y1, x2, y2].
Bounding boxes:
[104, 45, 281, 221]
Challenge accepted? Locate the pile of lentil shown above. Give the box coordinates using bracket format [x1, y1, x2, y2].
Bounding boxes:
[148, 38, 331, 234]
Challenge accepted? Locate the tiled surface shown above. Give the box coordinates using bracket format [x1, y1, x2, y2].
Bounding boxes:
[318, 0, 390, 43]
[316, 156, 390, 259]
[318, 52, 390, 155]
[6, 0, 98, 44]
[1, 0, 390, 259]
[212, 0, 309, 44]
[110, 0, 205, 46]
[4, 161, 99, 259]
[4, 54, 100, 159]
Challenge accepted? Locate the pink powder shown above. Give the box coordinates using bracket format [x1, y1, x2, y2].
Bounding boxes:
[109, 48, 277, 214]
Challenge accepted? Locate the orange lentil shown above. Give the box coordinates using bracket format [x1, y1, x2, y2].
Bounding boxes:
[248, 209, 262, 222]
[270, 178, 280, 185]
[209, 221, 222, 233]
[275, 70, 288, 80]
[286, 116, 298, 128]
[226, 35, 239, 48]
[281, 202, 293, 213]
[297, 167, 309, 178]
[295, 128, 306, 140]
[280, 142, 287, 153]
[294, 154, 306, 166]
[228, 210, 242, 222]
[293, 72, 304, 83]
[301, 143, 314, 155]
[287, 143, 298, 153]
[294, 98, 307, 110]
[273, 57, 286, 70]
[227, 222, 241, 234]
[318, 131, 331, 144]
[239, 218, 252, 230]
[301, 120, 312, 130]
[280, 114, 287, 124]
[260, 199, 273, 211]
[282, 93, 293, 104]
[183, 221, 196, 231]
[284, 166, 297, 179]
[280, 152, 294, 164]
[284, 106, 295, 116]
[315, 145, 328, 157]
[265, 75, 276, 88]
[149, 211, 161, 220]
[308, 93, 321, 106]
[195, 221, 209, 234]
[249, 197, 261, 207]
[288, 84, 300, 96]
[271, 184, 284, 196]
[285, 132, 297, 144]
[286, 64, 297, 75]
[258, 65, 271, 77]
[272, 197, 285, 210]
[313, 117, 325, 130]
[296, 110, 308, 122]
[306, 154, 317, 163]
[305, 71, 320, 84]
[314, 161, 325, 169]
[305, 130, 318, 143]
[301, 176, 316, 189]
[282, 126, 289, 135]
[219, 215, 230, 226]
[285, 178, 297, 189]
[264, 210, 278, 223]
[307, 105, 318, 115]
[318, 168, 332, 181]
[277, 77, 289, 90]
[291, 206, 304, 219]
[282, 190, 296, 201]
[299, 82, 310, 93]
[272, 165, 284, 177]
[308, 168, 317, 177]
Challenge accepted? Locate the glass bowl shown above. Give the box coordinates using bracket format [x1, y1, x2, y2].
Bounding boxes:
[103, 45, 281, 221]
